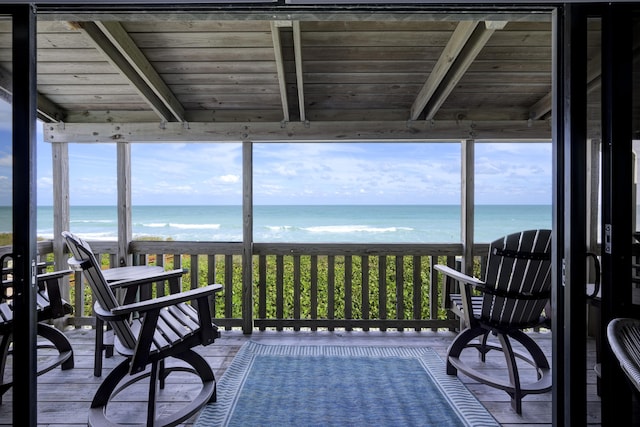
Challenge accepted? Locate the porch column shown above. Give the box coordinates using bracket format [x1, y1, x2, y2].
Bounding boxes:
[461, 139, 474, 275]
[117, 142, 132, 266]
[242, 140, 254, 333]
[52, 141, 70, 300]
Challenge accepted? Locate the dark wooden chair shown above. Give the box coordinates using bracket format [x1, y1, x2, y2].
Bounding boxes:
[0, 256, 75, 403]
[62, 231, 222, 427]
[61, 233, 172, 377]
[434, 229, 553, 414]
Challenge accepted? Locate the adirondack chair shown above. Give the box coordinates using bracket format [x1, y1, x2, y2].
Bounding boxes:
[434, 229, 553, 414]
[0, 256, 74, 403]
[62, 231, 223, 427]
[61, 232, 169, 377]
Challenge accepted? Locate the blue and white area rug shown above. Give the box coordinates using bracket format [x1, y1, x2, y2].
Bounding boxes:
[195, 341, 499, 427]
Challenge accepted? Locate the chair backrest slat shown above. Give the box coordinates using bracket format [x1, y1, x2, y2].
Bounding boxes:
[481, 229, 552, 327]
[62, 231, 138, 349]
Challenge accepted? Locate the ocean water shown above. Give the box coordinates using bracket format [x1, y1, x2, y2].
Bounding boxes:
[0, 205, 551, 243]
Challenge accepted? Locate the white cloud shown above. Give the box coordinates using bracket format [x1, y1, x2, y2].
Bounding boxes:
[219, 174, 239, 183]
[0, 154, 11, 167]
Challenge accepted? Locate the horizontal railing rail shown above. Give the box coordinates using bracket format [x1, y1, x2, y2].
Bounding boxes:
[1, 240, 491, 333]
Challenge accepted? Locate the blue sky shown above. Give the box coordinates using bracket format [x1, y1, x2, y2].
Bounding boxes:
[0, 102, 552, 206]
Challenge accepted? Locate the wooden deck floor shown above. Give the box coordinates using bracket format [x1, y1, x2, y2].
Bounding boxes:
[0, 327, 601, 426]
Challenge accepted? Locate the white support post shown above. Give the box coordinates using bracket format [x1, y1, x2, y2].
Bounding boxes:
[52, 141, 70, 300]
[242, 140, 254, 333]
[117, 142, 132, 266]
[461, 139, 475, 276]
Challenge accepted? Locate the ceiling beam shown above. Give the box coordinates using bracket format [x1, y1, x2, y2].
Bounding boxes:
[0, 65, 66, 122]
[95, 21, 186, 122]
[410, 20, 478, 121]
[43, 119, 553, 143]
[292, 21, 306, 122]
[422, 21, 505, 121]
[271, 21, 291, 122]
[529, 51, 602, 120]
[71, 21, 177, 123]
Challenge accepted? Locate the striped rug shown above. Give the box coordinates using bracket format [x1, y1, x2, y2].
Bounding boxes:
[195, 341, 499, 427]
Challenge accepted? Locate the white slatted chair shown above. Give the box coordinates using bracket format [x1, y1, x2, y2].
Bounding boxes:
[607, 318, 640, 393]
[434, 229, 553, 414]
[63, 231, 223, 427]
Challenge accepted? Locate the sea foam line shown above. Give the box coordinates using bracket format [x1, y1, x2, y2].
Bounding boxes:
[143, 223, 221, 230]
[303, 225, 413, 233]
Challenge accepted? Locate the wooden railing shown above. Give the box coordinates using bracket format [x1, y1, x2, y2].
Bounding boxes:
[252, 243, 468, 331]
[2, 240, 491, 333]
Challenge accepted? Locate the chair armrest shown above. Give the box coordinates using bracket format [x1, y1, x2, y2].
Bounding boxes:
[434, 264, 485, 326]
[433, 265, 484, 288]
[37, 270, 74, 318]
[106, 269, 186, 290]
[435, 264, 549, 300]
[111, 283, 223, 317]
[37, 270, 73, 281]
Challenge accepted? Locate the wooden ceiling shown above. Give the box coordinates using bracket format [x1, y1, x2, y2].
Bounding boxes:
[0, 7, 601, 143]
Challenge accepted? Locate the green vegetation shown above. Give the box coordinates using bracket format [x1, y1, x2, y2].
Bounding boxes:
[0, 233, 11, 246]
[72, 252, 461, 323]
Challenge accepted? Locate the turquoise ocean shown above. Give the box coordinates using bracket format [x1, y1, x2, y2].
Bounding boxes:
[0, 205, 551, 244]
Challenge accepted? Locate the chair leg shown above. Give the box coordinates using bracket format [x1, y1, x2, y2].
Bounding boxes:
[147, 361, 159, 427]
[89, 350, 217, 427]
[497, 332, 523, 414]
[94, 317, 115, 377]
[446, 326, 486, 375]
[447, 326, 551, 415]
[509, 328, 551, 371]
[0, 333, 12, 404]
[479, 330, 491, 362]
[94, 317, 104, 377]
[36, 323, 74, 371]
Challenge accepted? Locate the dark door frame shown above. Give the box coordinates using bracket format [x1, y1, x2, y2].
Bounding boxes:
[5, 2, 639, 426]
[6, 4, 39, 427]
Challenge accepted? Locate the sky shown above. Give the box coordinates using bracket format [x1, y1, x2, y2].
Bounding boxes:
[0, 102, 552, 206]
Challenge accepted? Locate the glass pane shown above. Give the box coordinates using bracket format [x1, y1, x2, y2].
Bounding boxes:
[474, 142, 552, 242]
[66, 143, 117, 240]
[253, 142, 461, 243]
[0, 16, 11, 253]
[131, 142, 242, 242]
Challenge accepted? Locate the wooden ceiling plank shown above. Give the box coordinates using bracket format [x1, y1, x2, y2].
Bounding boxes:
[270, 21, 290, 122]
[72, 21, 175, 123]
[423, 21, 499, 121]
[95, 21, 186, 122]
[410, 20, 478, 120]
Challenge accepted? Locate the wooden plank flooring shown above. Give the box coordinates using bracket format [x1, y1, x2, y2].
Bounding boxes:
[0, 327, 601, 426]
